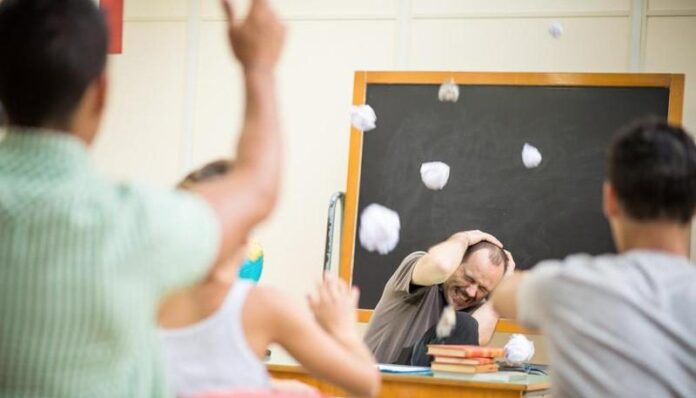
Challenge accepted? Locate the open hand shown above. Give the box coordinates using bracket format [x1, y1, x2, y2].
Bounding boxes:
[307, 273, 359, 339]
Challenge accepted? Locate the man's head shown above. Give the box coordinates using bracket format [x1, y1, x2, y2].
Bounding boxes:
[0, 0, 108, 141]
[442, 241, 509, 310]
[604, 118, 696, 251]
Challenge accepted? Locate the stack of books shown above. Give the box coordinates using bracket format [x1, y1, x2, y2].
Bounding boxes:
[427, 344, 504, 374]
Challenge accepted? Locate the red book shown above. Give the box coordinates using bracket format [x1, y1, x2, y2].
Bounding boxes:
[431, 362, 499, 374]
[430, 356, 495, 365]
[427, 344, 504, 358]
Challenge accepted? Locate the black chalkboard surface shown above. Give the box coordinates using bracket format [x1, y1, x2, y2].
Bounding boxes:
[339, 72, 683, 312]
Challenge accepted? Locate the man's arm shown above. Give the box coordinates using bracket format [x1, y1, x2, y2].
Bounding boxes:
[411, 230, 502, 286]
[471, 301, 499, 345]
[189, 0, 285, 266]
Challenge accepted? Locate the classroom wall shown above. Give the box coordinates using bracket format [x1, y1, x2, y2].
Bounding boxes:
[95, 0, 696, 362]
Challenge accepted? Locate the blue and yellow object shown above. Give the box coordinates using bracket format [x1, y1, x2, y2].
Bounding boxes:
[238, 238, 263, 283]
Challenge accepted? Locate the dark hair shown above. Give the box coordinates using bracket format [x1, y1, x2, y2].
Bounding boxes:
[178, 159, 234, 189]
[0, 0, 108, 128]
[609, 117, 696, 224]
[463, 241, 509, 273]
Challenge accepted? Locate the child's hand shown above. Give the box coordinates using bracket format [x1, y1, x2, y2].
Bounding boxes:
[307, 273, 359, 340]
[221, 0, 285, 71]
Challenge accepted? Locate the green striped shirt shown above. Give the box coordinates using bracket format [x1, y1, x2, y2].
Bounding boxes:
[0, 129, 220, 397]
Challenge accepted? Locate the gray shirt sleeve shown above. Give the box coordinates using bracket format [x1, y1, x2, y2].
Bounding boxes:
[516, 260, 564, 329]
[388, 251, 428, 296]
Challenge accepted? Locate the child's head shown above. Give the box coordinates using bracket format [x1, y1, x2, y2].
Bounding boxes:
[178, 159, 233, 189]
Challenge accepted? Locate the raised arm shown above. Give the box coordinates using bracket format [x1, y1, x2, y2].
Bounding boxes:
[189, 0, 285, 266]
[491, 272, 527, 320]
[411, 230, 502, 286]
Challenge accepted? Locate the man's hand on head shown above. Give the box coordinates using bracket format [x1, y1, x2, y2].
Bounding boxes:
[413, 230, 504, 287]
[449, 230, 503, 249]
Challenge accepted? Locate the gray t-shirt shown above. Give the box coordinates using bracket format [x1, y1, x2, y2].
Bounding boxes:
[364, 252, 448, 364]
[518, 250, 696, 398]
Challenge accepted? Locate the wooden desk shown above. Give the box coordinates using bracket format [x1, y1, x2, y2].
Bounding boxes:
[268, 364, 550, 398]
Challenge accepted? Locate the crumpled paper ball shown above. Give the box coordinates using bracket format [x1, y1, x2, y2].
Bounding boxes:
[504, 334, 535, 365]
[350, 104, 377, 132]
[436, 305, 456, 339]
[438, 78, 460, 102]
[522, 143, 542, 168]
[420, 161, 450, 190]
[359, 204, 400, 255]
[548, 21, 564, 38]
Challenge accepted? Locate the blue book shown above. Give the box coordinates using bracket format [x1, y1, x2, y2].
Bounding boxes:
[378, 364, 433, 375]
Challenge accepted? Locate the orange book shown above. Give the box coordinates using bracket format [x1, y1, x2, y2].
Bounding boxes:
[427, 345, 504, 358]
[431, 362, 499, 374]
[430, 356, 495, 365]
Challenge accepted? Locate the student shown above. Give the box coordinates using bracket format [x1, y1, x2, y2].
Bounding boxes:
[158, 161, 381, 398]
[0, 0, 284, 396]
[178, 160, 265, 283]
[492, 118, 696, 397]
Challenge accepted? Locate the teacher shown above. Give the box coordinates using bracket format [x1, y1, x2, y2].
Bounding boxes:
[364, 230, 514, 364]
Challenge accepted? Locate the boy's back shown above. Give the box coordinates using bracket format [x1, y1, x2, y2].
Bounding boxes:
[0, 0, 285, 394]
[0, 132, 219, 397]
[518, 251, 696, 397]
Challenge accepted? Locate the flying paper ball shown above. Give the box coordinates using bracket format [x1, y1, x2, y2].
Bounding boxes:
[420, 161, 450, 190]
[238, 238, 263, 282]
[522, 143, 542, 168]
[504, 334, 535, 366]
[438, 78, 460, 102]
[350, 104, 377, 132]
[548, 21, 564, 38]
[436, 305, 456, 339]
[359, 204, 400, 255]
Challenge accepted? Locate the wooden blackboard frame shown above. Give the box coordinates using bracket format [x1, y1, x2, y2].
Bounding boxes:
[340, 71, 684, 332]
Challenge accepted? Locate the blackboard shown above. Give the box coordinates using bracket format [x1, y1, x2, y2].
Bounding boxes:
[338, 72, 684, 314]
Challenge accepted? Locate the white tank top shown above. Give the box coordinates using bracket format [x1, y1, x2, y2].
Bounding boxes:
[158, 280, 270, 397]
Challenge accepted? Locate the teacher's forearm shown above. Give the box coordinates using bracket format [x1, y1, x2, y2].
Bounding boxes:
[472, 301, 499, 346]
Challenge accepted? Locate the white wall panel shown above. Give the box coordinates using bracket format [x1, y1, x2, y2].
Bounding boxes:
[201, 0, 398, 20]
[94, 23, 188, 186]
[410, 17, 629, 72]
[645, 16, 696, 131]
[413, 0, 630, 16]
[124, 0, 188, 20]
[191, 22, 244, 166]
[649, 0, 696, 12]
